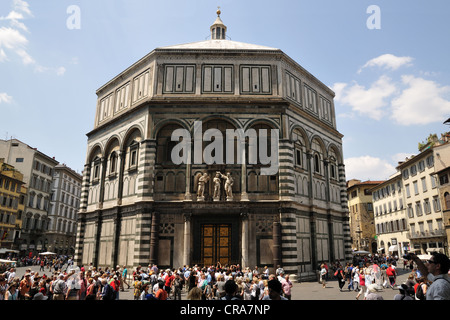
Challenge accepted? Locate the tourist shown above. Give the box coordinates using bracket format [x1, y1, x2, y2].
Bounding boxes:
[4, 282, 18, 300]
[155, 282, 168, 300]
[320, 264, 327, 288]
[262, 279, 288, 300]
[187, 287, 202, 300]
[355, 272, 366, 300]
[411, 252, 450, 300]
[386, 263, 396, 288]
[221, 279, 242, 300]
[365, 284, 383, 300]
[414, 276, 427, 300]
[282, 274, 293, 299]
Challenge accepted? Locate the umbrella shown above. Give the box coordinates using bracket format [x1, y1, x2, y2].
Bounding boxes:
[39, 252, 57, 255]
[352, 250, 370, 255]
[0, 259, 17, 264]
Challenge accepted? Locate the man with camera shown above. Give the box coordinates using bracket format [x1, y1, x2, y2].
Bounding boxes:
[409, 252, 450, 300]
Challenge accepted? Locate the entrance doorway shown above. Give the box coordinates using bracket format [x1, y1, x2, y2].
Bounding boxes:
[200, 224, 231, 266]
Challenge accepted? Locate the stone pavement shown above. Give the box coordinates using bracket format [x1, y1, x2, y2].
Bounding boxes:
[10, 264, 413, 300]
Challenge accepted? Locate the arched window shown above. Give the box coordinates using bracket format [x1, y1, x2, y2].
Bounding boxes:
[109, 152, 118, 174]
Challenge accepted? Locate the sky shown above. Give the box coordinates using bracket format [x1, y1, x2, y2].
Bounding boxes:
[0, 0, 449, 181]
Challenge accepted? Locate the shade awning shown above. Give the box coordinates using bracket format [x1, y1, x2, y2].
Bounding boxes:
[388, 245, 398, 252]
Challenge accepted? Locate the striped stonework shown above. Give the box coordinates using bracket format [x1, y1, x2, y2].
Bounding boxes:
[79, 164, 91, 212]
[338, 163, 352, 260]
[74, 215, 86, 265]
[278, 139, 295, 200]
[280, 211, 298, 274]
[136, 139, 157, 200]
[133, 207, 153, 266]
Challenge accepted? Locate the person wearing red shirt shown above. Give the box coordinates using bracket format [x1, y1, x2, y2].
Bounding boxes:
[164, 271, 175, 297]
[386, 264, 397, 288]
[110, 276, 120, 300]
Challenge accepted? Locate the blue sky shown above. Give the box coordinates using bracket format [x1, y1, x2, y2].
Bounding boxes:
[1, 0, 449, 181]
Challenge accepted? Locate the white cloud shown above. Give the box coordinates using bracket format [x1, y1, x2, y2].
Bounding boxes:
[13, 0, 32, 17]
[332, 75, 397, 120]
[0, 26, 28, 49]
[56, 66, 66, 76]
[344, 156, 396, 181]
[0, 1, 65, 76]
[358, 54, 413, 73]
[0, 93, 13, 104]
[391, 75, 450, 125]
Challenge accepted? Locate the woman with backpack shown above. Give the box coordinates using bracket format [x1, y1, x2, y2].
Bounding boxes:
[414, 277, 427, 300]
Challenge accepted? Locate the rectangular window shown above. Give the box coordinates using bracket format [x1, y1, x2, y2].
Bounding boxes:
[304, 84, 317, 113]
[285, 71, 301, 104]
[406, 184, 411, 198]
[133, 69, 151, 100]
[295, 149, 302, 167]
[240, 65, 272, 94]
[424, 198, 431, 214]
[413, 181, 419, 195]
[407, 204, 413, 218]
[421, 177, 427, 192]
[415, 201, 423, 216]
[433, 196, 441, 212]
[202, 65, 233, 93]
[431, 175, 437, 188]
[439, 174, 449, 186]
[98, 93, 113, 122]
[115, 82, 130, 114]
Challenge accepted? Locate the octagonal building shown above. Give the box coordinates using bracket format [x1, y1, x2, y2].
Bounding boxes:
[75, 11, 351, 280]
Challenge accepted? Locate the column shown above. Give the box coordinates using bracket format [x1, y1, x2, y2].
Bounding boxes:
[272, 215, 282, 271]
[117, 151, 126, 205]
[92, 213, 102, 267]
[149, 211, 160, 265]
[183, 213, 192, 266]
[98, 157, 107, 208]
[185, 140, 192, 201]
[111, 210, 121, 268]
[240, 212, 249, 267]
[240, 139, 249, 201]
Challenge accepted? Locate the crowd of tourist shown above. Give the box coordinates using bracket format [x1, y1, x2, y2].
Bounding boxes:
[318, 252, 450, 300]
[1, 251, 449, 300]
[0, 260, 292, 301]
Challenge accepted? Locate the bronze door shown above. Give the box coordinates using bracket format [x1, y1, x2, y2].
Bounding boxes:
[201, 224, 231, 266]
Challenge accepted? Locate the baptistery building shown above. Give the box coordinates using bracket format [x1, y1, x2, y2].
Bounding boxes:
[75, 11, 350, 280]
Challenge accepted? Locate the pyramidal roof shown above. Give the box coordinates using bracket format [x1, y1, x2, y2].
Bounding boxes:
[157, 39, 280, 51]
[157, 9, 280, 52]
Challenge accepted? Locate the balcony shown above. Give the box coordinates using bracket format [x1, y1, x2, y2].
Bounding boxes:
[408, 229, 446, 240]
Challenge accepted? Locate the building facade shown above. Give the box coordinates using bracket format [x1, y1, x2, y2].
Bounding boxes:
[0, 159, 27, 251]
[75, 12, 350, 280]
[0, 139, 58, 255]
[347, 179, 381, 253]
[46, 164, 82, 255]
[395, 144, 448, 255]
[371, 172, 410, 256]
[432, 137, 450, 254]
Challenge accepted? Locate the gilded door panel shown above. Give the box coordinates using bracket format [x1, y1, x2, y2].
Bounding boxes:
[201, 224, 231, 266]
